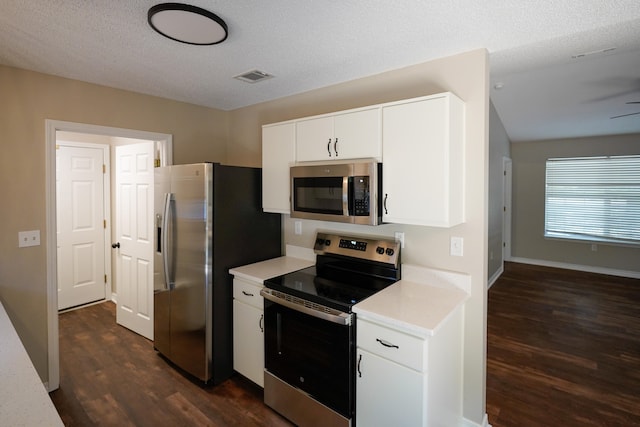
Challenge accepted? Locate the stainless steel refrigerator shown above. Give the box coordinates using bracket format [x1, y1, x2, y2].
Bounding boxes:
[153, 163, 281, 384]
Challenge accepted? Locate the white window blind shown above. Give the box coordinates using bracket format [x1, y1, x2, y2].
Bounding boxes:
[544, 155, 640, 246]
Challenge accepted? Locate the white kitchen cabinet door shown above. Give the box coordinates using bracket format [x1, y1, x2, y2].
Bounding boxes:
[233, 299, 264, 387]
[382, 93, 465, 227]
[262, 122, 295, 214]
[295, 108, 381, 162]
[295, 116, 334, 161]
[356, 349, 424, 427]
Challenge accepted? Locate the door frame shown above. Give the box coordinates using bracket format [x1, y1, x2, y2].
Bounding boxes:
[45, 119, 172, 391]
[56, 140, 111, 310]
[502, 156, 512, 261]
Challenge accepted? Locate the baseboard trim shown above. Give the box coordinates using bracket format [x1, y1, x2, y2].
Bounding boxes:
[462, 413, 491, 427]
[487, 265, 504, 289]
[508, 257, 640, 279]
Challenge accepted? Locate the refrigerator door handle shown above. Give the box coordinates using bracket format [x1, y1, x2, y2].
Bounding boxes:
[162, 192, 175, 290]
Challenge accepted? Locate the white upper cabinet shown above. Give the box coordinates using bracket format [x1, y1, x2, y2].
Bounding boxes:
[381, 93, 465, 227]
[262, 122, 295, 214]
[295, 107, 381, 162]
[261, 92, 465, 225]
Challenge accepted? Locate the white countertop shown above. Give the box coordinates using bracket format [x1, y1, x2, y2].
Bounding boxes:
[229, 255, 315, 283]
[0, 301, 64, 426]
[353, 264, 469, 338]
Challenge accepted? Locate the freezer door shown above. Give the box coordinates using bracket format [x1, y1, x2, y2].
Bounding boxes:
[153, 166, 172, 356]
[168, 163, 213, 381]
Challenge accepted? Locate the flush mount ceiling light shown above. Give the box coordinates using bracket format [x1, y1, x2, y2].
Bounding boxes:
[148, 3, 228, 45]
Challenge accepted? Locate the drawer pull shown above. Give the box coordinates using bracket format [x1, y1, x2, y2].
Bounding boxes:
[242, 290, 254, 297]
[259, 314, 264, 333]
[376, 338, 399, 349]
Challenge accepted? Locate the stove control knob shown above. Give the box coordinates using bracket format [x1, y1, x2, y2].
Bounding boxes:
[376, 246, 385, 255]
[386, 248, 395, 256]
[324, 239, 331, 246]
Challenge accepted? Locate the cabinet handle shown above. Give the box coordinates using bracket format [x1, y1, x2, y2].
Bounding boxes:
[383, 193, 388, 215]
[376, 338, 399, 349]
[334, 137, 338, 157]
[327, 138, 332, 157]
[259, 314, 264, 333]
[242, 290, 254, 297]
[357, 354, 362, 377]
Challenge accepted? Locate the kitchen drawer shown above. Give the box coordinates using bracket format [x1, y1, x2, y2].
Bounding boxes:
[233, 278, 263, 309]
[357, 318, 426, 371]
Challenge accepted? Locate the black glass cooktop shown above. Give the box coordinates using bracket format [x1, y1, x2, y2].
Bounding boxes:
[264, 263, 398, 313]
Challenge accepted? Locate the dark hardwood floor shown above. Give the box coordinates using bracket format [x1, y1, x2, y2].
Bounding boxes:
[50, 302, 293, 426]
[487, 262, 640, 427]
[50, 262, 640, 426]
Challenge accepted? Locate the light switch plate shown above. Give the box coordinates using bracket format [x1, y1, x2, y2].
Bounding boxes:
[19, 230, 41, 247]
[450, 236, 463, 256]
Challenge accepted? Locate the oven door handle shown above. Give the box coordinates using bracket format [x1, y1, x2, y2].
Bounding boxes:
[260, 289, 352, 326]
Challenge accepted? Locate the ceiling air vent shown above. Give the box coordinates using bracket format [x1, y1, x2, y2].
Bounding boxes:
[234, 69, 274, 83]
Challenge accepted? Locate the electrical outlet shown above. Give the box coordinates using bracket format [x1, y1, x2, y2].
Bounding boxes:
[18, 230, 41, 247]
[294, 220, 302, 235]
[394, 231, 405, 248]
[450, 236, 463, 257]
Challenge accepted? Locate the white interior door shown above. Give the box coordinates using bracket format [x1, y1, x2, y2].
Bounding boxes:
[115, 142, 154, 340]
[56, 143, 107, 310]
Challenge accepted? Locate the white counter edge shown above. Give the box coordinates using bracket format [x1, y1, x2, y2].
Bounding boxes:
[0, 300, 64, 426]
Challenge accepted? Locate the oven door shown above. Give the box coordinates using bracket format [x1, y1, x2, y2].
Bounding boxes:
[263, 294, 354, 420]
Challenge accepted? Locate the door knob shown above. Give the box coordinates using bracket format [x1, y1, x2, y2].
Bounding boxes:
[111, 242, 120, 249]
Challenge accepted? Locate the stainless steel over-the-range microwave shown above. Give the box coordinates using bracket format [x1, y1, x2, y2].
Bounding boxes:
[290, 160, 382, 225]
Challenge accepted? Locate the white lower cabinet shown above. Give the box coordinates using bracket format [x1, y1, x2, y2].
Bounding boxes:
[356, 348, 424, 426]
[356, 311, 463, 426]
[232, 278, 265, 387]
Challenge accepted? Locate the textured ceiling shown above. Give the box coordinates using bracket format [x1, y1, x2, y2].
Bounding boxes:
[1, 0, 640, 141]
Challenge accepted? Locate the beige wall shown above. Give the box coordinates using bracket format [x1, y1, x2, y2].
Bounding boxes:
[0, 64, 230, 384]
[488, 102, 511, 280]
[511, 133, 640, 273]
[228, 49, 490, 425]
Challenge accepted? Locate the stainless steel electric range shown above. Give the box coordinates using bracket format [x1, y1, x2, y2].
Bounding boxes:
[261, 232, 401, 427]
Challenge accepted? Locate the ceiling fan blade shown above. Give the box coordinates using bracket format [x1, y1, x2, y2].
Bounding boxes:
[610, 111, 640, 119]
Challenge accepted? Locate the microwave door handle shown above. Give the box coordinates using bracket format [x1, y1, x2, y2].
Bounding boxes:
[342, 176, 349, 216]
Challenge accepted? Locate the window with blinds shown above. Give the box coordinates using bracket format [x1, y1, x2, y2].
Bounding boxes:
[544, 155, 640, 246]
